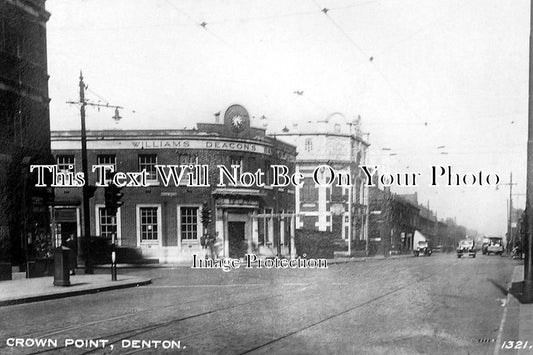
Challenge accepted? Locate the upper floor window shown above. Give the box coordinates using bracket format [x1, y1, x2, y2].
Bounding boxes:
[304, 138, 313, 152]
[302, 178, 318, 202]
[230, 156, 242, 168]
[331, 186, 343, 201]
[57, 155, 75, 174]
[97, 154, 116, 183]
[230, 155, 243, 177]
[138, 154, 157, 181]
[97, 154, 116, 167]
[179, 153, 198, 166]
[263, 160, 271, 186]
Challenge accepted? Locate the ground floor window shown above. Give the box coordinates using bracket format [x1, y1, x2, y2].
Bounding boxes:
[259, 209, 273, 245]
[98, 207, 117, 239]
[302, 215, 318, 229]
[180, 206, 199, 241]
[138, 206, 160, 244]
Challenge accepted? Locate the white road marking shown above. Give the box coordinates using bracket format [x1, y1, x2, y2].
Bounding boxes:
[493, 266, 520, 355]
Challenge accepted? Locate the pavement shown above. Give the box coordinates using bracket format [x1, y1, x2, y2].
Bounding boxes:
[515, 267, 533, 355]
[327, 252, 412, 264]
[0, 272, 151, 307]
[498, 264, 533, 355]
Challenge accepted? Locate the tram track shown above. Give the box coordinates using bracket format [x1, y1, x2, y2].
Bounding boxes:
[83, 259, 440, 355]
[5, 257, 443, 355]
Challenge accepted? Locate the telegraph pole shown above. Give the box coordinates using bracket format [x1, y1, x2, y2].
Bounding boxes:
[67, 72, 123, 274]
[508, 172, 514, 248]
[79, 72, 92, 274]
[520, 0, 533, 302]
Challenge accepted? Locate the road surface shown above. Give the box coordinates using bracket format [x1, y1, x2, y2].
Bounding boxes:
[0, 253, 520, 354]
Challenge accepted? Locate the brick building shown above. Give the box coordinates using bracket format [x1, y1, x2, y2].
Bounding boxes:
[50, 105, 297, 263]
[400, 193, 451, 249]
[368, 187, 419, 256]
[0, 0, 52, 266]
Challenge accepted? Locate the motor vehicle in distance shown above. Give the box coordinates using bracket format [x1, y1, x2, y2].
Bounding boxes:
[414, 240, 432, 257]
[457, 239, 476, 258]
[486, 237, 504, 256]
[481, 237, 490, 255]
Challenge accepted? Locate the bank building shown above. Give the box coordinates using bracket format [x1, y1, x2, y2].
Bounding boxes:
[51, 105, 297, 263]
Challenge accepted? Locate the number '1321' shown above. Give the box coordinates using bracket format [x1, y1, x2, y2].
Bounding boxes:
[502, 341, 530, 349]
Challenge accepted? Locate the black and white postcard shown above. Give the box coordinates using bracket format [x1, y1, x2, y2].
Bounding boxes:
[0, 1, 531, 354]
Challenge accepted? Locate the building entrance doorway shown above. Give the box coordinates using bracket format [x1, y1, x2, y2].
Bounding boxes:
[54, 207, 78, 246]
[228, 221, 246, 258]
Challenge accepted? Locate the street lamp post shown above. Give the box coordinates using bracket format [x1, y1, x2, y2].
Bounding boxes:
[497, 173, 517, 251]
[79, 72, 92, 274]
[507, 173, 515, 248]
[67, 72, 123, 274]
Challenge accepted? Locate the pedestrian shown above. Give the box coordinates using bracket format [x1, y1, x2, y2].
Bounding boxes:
[213, 231, 222, 259]
[65, 235, 76, 275]
[200, 232, 209, 259]
[206, 233, 217, 259]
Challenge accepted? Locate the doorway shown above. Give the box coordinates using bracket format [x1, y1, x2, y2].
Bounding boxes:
[54, 207, 78, 246]
[228, 221, 246, 258]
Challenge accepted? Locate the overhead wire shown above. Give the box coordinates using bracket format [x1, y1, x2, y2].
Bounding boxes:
[311, 0, 427, 126]
[371, 0, 468, 59]
[164, 0, 334, 118]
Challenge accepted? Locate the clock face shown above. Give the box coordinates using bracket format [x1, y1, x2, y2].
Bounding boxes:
[224, 105, 249, 133]
[231, 115, 245, 130]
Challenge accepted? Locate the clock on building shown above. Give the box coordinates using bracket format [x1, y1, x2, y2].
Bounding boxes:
[231, 115, 245, 130]
[224, 104, 250, 133]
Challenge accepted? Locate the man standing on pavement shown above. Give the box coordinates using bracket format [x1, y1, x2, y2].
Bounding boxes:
[200, 232, 208, 259]
[65, 235, 77, 275]
[206, 233, 217, 259]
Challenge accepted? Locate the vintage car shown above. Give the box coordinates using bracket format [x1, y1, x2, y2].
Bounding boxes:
[414, 240, 432, 257]
[481, 237, 490, 255]
[457, 239, 476, 258]
[486, 237, 504, 255]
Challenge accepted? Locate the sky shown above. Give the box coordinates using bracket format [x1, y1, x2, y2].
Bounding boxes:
[46, 0, 530, 236]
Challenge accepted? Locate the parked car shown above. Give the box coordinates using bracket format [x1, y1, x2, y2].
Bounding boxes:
[457, 239, 476, 258]
[481, 237, 490, 255]
[414, 240, 432, 257]
[485, 237, 504, 256]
